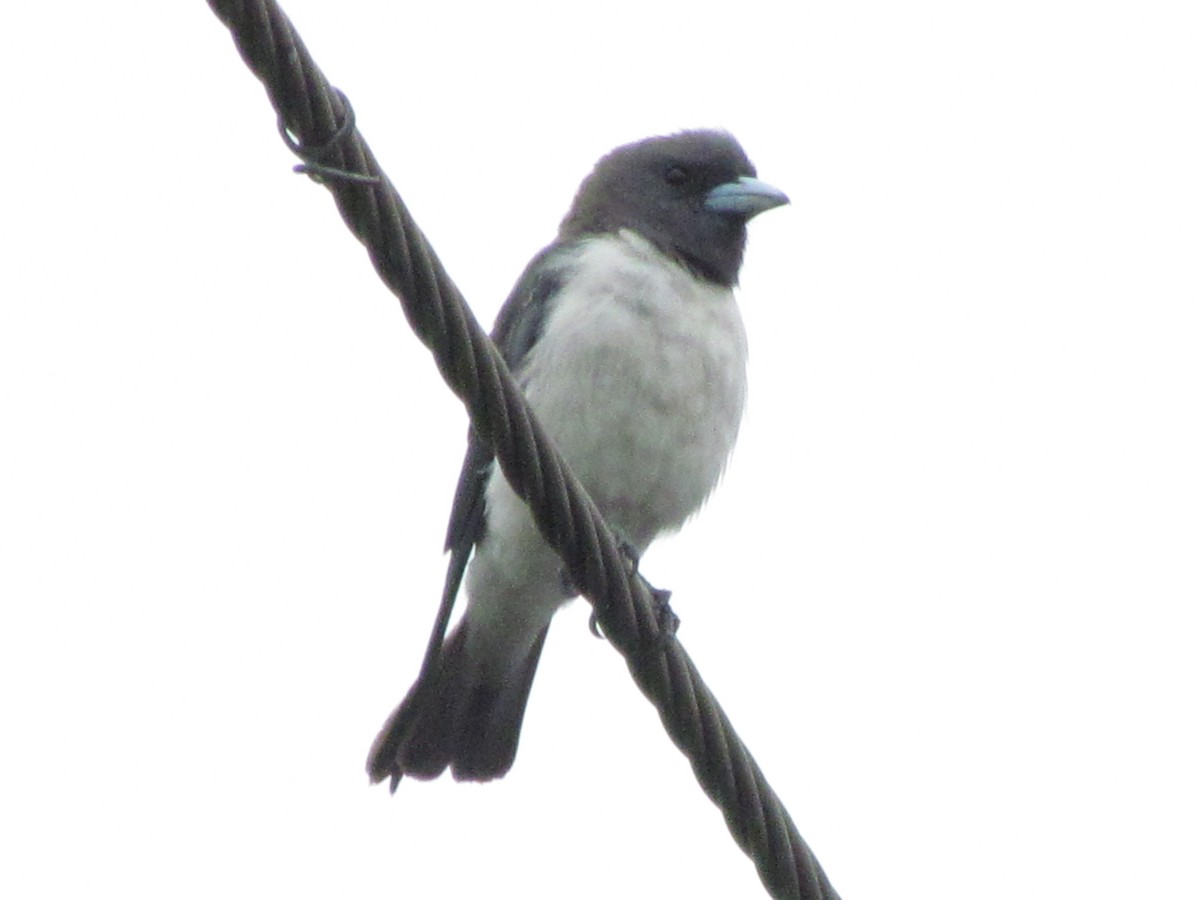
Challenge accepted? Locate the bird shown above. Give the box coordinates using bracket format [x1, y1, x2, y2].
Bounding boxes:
[367, 129, 788, 786]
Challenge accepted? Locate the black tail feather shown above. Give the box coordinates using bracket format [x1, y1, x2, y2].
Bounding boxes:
[366, 620, 549, 786]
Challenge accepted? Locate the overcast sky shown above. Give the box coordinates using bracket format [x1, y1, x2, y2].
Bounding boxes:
[2, 2, 1197, 898]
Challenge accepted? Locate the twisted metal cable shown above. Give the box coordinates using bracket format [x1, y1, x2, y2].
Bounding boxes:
[206, 2, 840, 897]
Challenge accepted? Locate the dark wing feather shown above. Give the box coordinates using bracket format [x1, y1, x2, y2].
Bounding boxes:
[436, 243, 573, 618]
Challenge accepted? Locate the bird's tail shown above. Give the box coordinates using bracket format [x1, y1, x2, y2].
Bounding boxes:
[366, 618, 549, 786]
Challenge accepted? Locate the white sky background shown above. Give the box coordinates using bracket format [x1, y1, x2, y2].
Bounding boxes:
[1, 2, 1197, 897]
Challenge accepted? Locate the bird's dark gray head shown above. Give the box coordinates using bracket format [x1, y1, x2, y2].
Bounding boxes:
[559, 130, 788, 287]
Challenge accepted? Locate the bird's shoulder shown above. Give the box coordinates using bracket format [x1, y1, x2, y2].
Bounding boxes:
[490, 241, 580, 375]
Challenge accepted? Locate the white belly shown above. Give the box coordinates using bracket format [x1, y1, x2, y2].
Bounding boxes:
[464, 230, 748, 649]
[520, 230, 748, 548]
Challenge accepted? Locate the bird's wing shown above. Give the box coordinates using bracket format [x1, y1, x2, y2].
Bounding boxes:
[437, 243, 573, 616]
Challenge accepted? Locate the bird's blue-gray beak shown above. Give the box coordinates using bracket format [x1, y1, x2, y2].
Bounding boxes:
[704, 176, 790, 218]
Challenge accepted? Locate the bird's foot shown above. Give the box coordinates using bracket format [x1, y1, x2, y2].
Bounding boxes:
[587, 532, 678, 644]
[648, 585, 679, 645]
[588, 576, 679, 646]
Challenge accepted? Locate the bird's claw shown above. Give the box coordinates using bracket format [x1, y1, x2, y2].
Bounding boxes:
[588, 578, 679, 647]
[649, 585, 679, 644]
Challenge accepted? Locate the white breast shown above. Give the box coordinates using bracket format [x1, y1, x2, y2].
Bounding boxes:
[517, 230, 749, 551]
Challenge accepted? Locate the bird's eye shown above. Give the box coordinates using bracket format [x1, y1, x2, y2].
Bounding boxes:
[664, 165, 689, 186]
